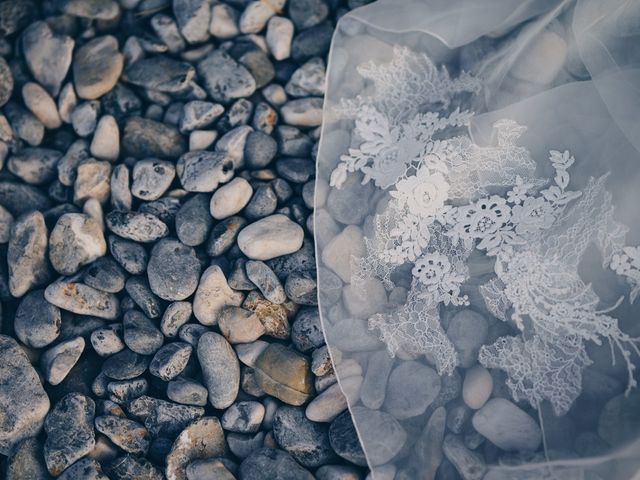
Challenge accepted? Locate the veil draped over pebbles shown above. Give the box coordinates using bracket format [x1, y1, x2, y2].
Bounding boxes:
[315, 0, 640, 478]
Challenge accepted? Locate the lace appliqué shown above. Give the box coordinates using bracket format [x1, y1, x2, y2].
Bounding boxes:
[329, 46, 640, 414]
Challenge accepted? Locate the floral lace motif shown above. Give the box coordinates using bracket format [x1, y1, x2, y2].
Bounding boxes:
[330, 46, 640, 415]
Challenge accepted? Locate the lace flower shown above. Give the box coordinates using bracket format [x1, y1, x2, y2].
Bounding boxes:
[510, 196, 555, 235]
[412, 253, 451, 287]
[390, 167, 449, 218]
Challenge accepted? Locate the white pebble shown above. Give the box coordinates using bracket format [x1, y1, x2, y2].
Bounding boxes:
[22, 82, 62, 129]
[210, 4, 239, 39]
[210, 177, 253, 220]
[462, 365, 493, 410]
[266, 16, 293, 61]
[90, 115, 120, 161]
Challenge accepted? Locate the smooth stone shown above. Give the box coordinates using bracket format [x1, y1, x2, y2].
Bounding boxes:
[44, 393, 95, 476]
[238, 214, 304, 261]
[91, 326, 126, 358]
[131, 159, 175, 201]
[49, 213, 106, 275]
[73, 36, 124, 100]
[186, 459, 235, 480]
[107, 378, 149, 404]
[161, 302, 193, 338]
[291, 308, 323, 352]
[209, 4, 239, 39]
[14, 289, 61, 348]
[151, 13, 186, 54]
[167, 378, 209, 407]
[214, 125, 252, 168]
[166, 417, 226, 480]
[328, 411, 367, 467]
[127, 395, 204, 438]
[351, 406, 406, 466]
[22, 82, 62, 129]
[291, 21, 333, 61]
[58, 82, 78, 124]
[177, 151, 234, 192]
[286, 57, 326, 97]
[239, 448, 313, 480]
[197, 49, 256, 104]
[139, 198, 181, 225]
[384, 361, 441, 420]
[124, 56, 195, 93]
[239, 1, 276, 34]
[266, 16, 294, 60]
[91, 115, 120, 161]
[176, 194, 213, 246]
[321, 225, 365, 283]
[280, 98, 323, 127]
[179, 324, 210, 347]
[189, 130, 218, 150]
[102, 349, 148, 380]
[123, 117, 186, 159]
[95, 415, 150, 454]
[58, 139, 90, 187]
[126, 277, 162, 318]
[245, 260, 286, 304]
[0, 205, 13, 243]
[41, 336, 85, 385]
[288, 0, 329, 29]
[206, 215, 247, 257]
[442, 434, 487, 480]
[198, 332, 240, 409]
[180, 101, 224, 132]
[108, 235, 148, 275]
[325, 318, 382, 353]
[150, 342, 192, 381]
[221, 401, 265, 433]
[147, 239, 200, 301]
[463, 365, 493, 410]
[58, 458, 108, 480]
[106, 211, 168, 242]
[210, 177, 253, 220]
[173, 0, 211, 43]
[285, 271, 317, 306]
[245, 184, 278, 220]
[74, 158, 112, 204]
[316, 465, 361, 480]
[22, 21, 74, 96]
[8, 148, 61, 185]
[4, 103, 44, 146]
[0, 335, 50, 455]
[83, 256, 127, 293]
[193, 265, 244, 326]
[45, 281, 120, 319]
[254, 344, 313, 405]
[244, 130, 277, 169]
[326, 174, 374, 225]
[8, 210, 50, 297]
[218, 306, 266, 344]
[447, 310, 489, 368]
[472, 398, 542, 451]
[598, 391, 640, 447]
[306, 376, 362, 423]
[5, 437, 49, 480]
[123, 310, 164, 355]
[71, 101, 99, 137]
[61, 0, 120, 19]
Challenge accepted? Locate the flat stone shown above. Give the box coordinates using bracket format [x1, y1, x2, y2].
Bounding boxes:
[95, 415, 150, 454]
[73, 35, 124, 100]
[166, 417, 226, 480]
[109, 235, 148, 275]
[61, 0, 120, 20]
[8, 210, 50, 297]
[206, 216, 247, 256]
[49, 213, 106, 275]
[124, 56, 195, 93]
[167, 377, 208, 407]
[221, 401, 265, 433]
[180, 101, 224, 132]
[306, 376, 362, 423]
[246, 260, 286, 304]
[463, 365, 493, 410]
[14, 289, 61, 348]
[174, 0, 211, 43]
[384, 361, 441, 420]
[0, 335, 50, 455]
[197, 49, 256, 104]
[22, 82, 62, 129]
[131, 159, 176, 201]
[91, 115, 120, 161]
[83, 256, 127, 293]
[44, 393, 95, 476]
[22, 21, 74, 96]
[351, 406, 406, 466]
[210, 177, 253, 220]
[273, 406, 335, 467]
[266, 16, 294, 60]
[198, 332, 240, 409]
[150, 342, 192, 381]
[328, 411, 367, 467]
[45, 280, 120, 319]
[74, 158, 112, 204]
[239, 448, 314, 480]
[123, 117, 186, 159]
[177, 151, 234, 192]
[106, 211, 168, 243]
[127, 395, 204, 438]
[193, 265, 244, 325]
[254, 344, 313, 405]
[218, 306, 266, 344]
[102, 349, 148, 380]
[41, 336, 85, 385]
[472, 398, 542, 451]
[238, 214, 304, 260]
[147, 239, 200, 301]
[123, 310, 164, 355]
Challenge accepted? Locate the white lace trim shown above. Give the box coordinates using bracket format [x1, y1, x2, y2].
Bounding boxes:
[330, 46, 640, 415]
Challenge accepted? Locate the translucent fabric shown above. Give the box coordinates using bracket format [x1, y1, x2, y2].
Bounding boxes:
[315, 0, 640, 478]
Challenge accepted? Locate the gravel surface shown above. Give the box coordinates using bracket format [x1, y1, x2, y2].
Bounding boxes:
[0, 0, 373, 478]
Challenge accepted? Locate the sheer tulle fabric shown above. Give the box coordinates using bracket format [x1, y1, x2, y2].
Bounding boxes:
[315, 0, 640, 478]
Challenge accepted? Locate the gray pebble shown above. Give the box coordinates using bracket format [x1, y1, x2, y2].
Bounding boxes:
[95, 415, 150, 454]
[14, 289, 61, 348]
[291, 21, 333, 62]
[150, 342, 192, 381]
[161, 301, 193, 338]
[83, 256, 127, 293]
[176, 194, 213, 247]
[291, 308, 324, 353]
[197, 331, 240, 409]
[0, 204, 13, 243]
[177, 150, 234, 192]
[73, 35, 123, 100]
[266, 16, 294, 61]
[180, 100, 224, 132]
[0, 57, 13, 107]
[285, 270, 317, 305]
[239, 447, 313, 480]
[151, 13, 186, 54]
[125, 276, 163, 318]
[123, 56, 195, 93]
[173, 0, 211, 43]
[179, 324, 210, 347]
[288, 0, 329, 29]
[8, 148, 61, 185]
[147, 239, 200, 301]
[186, 459, 235, 480]
[123, 116, 186, 159]
[222, 401, 265, 433]
[139, 197, 181, 225]
[109, 235, 148, 275]
[131, 159, 176, 201]
[49, 213, 106, 275]
[244, 130, 277, 169]
[286, 57, 326, 97]
[237, 214, 304, 261]
[123, 310, 164, 355]
[45, 280, 120, 319]
[61, 0, 120, 20]
[58, 140, 90, 187]
[206, 215, 247, 256]
[8, 210, 50, 298]
[5, 437, 49, 480]
[197, 49, 256, 104]
[252, 101, 278, 134]
[167, 377, 209, 407]
[4, 102, 44, 146]
[106, 210, 169, 243]
[127, 395, 204, 438]
[108, 378, 149, 404]
[326, 172, 374, 224]
[102, 349, 149, 380]
[446, 310, 489, 368]
[384, 361, 441, 420]
[58, 458, 108, 480]
[244, 184, 278, 220]
[442, 434, 487, 480]
[108, 454, 163, 480]
[218, 306, 266, 344]
[71, 101, 100, 137]
[246, 260, 286, 304]
[41, 336, 85, 385]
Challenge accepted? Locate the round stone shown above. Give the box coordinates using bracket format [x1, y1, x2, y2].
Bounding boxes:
[462, 365, 493, 410]
[147, 239, 200, 301]
[49, 213, 106, 275]
[210, 177, 253, 220]
[14, 289, 61, 348]
[131, 159, 175, 201]
[238, 214, 304, 261]
[149, 342, 193, 381]
[197, 332, 240, 409]
[73, 35, 124, 100]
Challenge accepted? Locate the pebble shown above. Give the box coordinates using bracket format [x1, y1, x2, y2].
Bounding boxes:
[73, 36, 124, 100]
[8, 148, 61, 185]
[239, 448, 314, 480]
[462, 365, 493, 410]
[197, 50, 257, 104]
[58, 458, 109, 480]
[326, 173, 374, 225]
[291, 308, 324, 352]
[328, 411, 367, 467]
[71, 101, 100, 137]
[83, 256, 127, 293]
[61, 0, 120, 20]
[351, 406, 406, 466]
[5, 437, 49, 480]
[193, 265, 244, 325]
[222, 401, 265, 433]
[285, 270, 317, 305]
[49, 213, 106, 275]
[446, 310, 489, 368]
[472, 398, 542, 451]
[254, 343, 313, 405]
[108, 235, 148, 275]
[91, 115, 120, 161]
[22, 21, 74, 96]
[22, 82, 62, 129]
[197, 332, 240, 409]
[244, 292, 292, 339]
[41, 336, 85, 385]
[58, 83, 78, 124]
[180, 101, 224, 132]
[598, 391, 640, 447]
[281, 98, 324, 127]
[210, 177, 253, 219]
[74, 158, 112, 204]
[95, 415, 150, 454]
[245, 130, 278, 169]
[210, 4, 240, 39]
[176, 194, 213, 246]
[289, 0, 329, 29]
[161, 301, 193, 338]
[173, 0, 211, 44]
[123, 56, 195, 93]
[238, 214, 304, 260]
[151, 14, 186, 54]
[442, 434, 487, 480]
[44, 393, 96, 476]
[0, 335, 50, 455]
[127, 395, 204, 438]
[123, 116, 186, 159]
[109, 455, 163, 480]
[14, 289, 61, 348]
[245, 184, 278, 220]
[150, 342, 192, 381]
[165, 417, 226, 480]
[167, 377, 209, 406]
[291, 21, 333, 61]
[177, 150, 234, 192]
[0, 205, 13, 243]
[219, 306, 266, 343]
[102, 349, 148, 380]
[108, 378, 149, 404]
[125, 277, 163, 317]
[106, 211, 169, 243]
[7, 211, 50, 297]
[132, 160, 176, 201]
[246, 260, 286, 304]
[306, 376, 362, 423]
[189, 129, 218, 150]
[286, 57, 326, 97]
[266, 16, 294, 60]
[0, 57, 13, 107]
[147, 239, 200, 301]
[123, 310, 164, 355]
